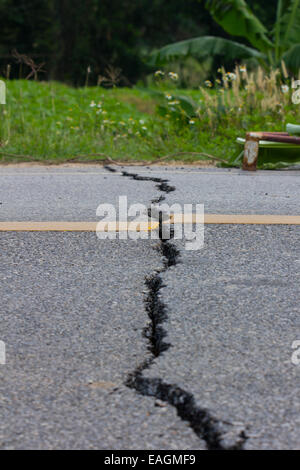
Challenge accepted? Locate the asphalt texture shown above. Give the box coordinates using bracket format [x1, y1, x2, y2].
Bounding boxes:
[1, 166, 300, 219]
[0, 164, 299, 449]
[136, 167, 300, 215]
[144, 227, 300, 449]
[0, 233, 203, 449]
[0, 167, 156, 221]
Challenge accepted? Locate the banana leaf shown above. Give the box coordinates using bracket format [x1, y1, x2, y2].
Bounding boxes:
[283, 44, 300, 73]
[205, 0, 273, 53]
[220, 137, 300, 169]
[148, 36, 264, 66]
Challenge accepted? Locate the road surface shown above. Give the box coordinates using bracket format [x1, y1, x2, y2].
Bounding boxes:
[0, 165, 299, 449]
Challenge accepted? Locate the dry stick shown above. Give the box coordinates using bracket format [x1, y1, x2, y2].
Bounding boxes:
[65, 153, 121, 165]
[0, 151, 225, 165]
[148, 152, 227, 164]
[65, 151, 226, 165]
[0, 152, 113, 164]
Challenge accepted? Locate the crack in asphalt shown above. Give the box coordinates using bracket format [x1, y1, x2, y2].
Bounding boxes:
[104, 166, 247, 450]
[121, 170, 176, 194]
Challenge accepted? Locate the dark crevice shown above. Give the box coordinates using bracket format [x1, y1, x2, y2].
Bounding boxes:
[121, 170, 176, 194]
[127, 376, 247, 450]
[151, 195, 165, 205]
[160, 235, 180, 268]
[156, 181, 176, 193]
[103, 165, 117, 173]
[105, 165, 247, 450]
[143, 274, 170, 358]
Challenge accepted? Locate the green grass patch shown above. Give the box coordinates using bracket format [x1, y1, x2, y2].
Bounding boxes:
[0, 78, 299, 164]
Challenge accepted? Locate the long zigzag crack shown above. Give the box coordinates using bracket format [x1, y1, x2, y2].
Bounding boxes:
[105, 165, 247, 450]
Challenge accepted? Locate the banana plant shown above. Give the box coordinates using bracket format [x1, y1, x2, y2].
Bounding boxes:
[149, 0, 300, 72]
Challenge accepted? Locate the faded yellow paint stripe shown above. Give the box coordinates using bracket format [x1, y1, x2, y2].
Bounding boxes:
[204, 214, 300, 225]
[0, 221, 159, 232]
[0, 215, 300, 232]
[170, 214, 300, 224]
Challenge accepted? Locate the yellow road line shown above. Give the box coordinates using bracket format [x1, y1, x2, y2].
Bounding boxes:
[0, 221, 159, 232]
[170, 214, 300, 225]
[0, 214, 300, 232]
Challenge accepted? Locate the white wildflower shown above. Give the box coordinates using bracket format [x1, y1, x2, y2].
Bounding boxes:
[226, 72, 236, 81]
[168, 72, 179, 81]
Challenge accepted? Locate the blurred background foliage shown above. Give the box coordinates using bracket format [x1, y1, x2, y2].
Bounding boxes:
[0, 0, 277, 87]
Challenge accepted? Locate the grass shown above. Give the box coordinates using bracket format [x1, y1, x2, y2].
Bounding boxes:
[1, 67, 300, 165]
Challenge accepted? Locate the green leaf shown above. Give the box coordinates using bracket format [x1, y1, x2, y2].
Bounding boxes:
[281, 0, 300, 47]
[275, 0, 283, 61]
[282, 43, 300, 72]
[173, 95, 197, 116]
[205, 0, 273, 52]
[139, 87, 197, 117]
[148, 36, 264, 66]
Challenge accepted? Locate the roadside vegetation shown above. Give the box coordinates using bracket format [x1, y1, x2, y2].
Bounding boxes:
[1, 2, 300, 166]
[151, 0, 300, 73]
[1, 64, 299, 165]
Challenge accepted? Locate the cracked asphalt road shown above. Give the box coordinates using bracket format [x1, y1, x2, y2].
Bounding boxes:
[1, 166, 300, 219]
[0, 233, 203, 449]
[0, 165, 299, 449]
[145, 227, 300, 449]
